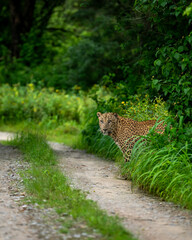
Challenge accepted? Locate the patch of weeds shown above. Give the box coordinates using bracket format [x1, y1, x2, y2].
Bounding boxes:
[10, 131, 56, 166]
[59, 219, 73, 234]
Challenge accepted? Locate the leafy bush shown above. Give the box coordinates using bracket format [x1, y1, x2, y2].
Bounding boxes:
[119, 94, 169, 121]
[0, 84, 95, 125]
[134, 0, 192, 121]
[151, 36, 192, 121]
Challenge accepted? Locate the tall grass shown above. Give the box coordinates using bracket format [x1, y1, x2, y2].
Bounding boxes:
[128, 138, 192, 209]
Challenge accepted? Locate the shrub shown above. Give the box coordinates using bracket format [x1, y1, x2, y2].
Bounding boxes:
[0, 83, 95, 125]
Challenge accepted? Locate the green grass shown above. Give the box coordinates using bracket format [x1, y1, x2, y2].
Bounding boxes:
[10, 131, 136, 240]
[12, 132, 57, 166]
[0, 121, 29, 133]
[0, 121, 81, 147]
[125, 139, 192, 209]
[82, 132, 123, 161]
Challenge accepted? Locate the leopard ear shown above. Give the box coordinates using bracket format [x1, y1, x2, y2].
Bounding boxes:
[97, 112, 101, 118]
[113, 113, 118, 118]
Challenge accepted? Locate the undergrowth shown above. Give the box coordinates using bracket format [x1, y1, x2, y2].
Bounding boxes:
[11, 131, 136, 240]
[0, 83, 95, 124]
[123, 122, 192, 209]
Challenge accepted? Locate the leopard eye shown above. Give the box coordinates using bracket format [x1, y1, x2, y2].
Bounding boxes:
[108, 120, 111, 123]
[100, 120, 103, 123]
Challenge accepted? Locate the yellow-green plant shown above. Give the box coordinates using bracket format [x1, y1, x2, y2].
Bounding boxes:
[120, 94, 169, 121]
[0, 83, 95, 125]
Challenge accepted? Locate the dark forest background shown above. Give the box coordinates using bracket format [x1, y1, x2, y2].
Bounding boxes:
[1, 0, 192, 121]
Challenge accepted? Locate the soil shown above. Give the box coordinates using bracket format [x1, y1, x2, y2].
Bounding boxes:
[0, 142, 39, 240]
[0, 132, 192, 240]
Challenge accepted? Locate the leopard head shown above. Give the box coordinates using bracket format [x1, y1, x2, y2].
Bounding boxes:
[97, 112, 118, 136]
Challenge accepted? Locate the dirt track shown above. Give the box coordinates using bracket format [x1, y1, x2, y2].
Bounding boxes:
[0, 132, 192, 240]
[51, 142, 192, 240]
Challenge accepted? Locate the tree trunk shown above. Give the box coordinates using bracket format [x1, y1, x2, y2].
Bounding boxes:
[9, 0, 36, 58]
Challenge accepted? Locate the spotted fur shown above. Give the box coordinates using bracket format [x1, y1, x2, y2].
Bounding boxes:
[97, 112, 165, 162]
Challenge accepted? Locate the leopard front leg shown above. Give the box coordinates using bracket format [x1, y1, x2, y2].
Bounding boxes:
[121, 137, 137, 162]
[116, 138, 135, 162]
[123, 149, 132, 162]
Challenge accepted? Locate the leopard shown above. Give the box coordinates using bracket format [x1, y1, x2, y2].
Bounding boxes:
[97, 112, 165, 162]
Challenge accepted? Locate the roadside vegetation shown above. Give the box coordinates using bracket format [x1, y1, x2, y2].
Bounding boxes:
[10, 132, 135, 240]
[125, 121, 192, 209]
[2, 84, 192, 209]
[1, 0, 192, 212]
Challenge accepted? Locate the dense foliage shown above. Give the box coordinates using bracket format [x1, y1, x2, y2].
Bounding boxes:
[1, 0, 192, 121]
[0, 83, 94, 125]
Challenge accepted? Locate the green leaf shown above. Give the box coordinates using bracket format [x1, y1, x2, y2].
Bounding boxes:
[160, 1, 167, 7]
[184, 88, 190, 95]
[164, 89, 169, 96]
[154, 59, 162, 66]
[152, 79, 159, 85]
[188, 35, 192, 44]
[178, 46, 184, 52]
[185, 108, 191, 117]
[174, 52, 180, 60]
[184, 3, 192, 16]
[175, 11, 180, 17]
[181, 63, 187, 71]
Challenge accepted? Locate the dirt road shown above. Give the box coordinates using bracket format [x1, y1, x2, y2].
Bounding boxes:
[51, 142, 192, 240]
[0, 132, 192, 240]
